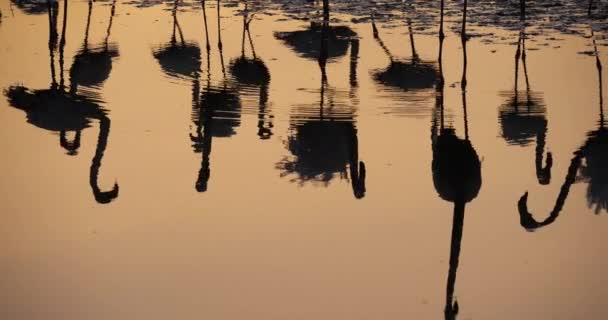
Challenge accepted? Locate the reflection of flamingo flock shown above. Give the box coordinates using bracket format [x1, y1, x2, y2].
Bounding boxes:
[2, 0, 608, 318]
[3, 1, 604, 215]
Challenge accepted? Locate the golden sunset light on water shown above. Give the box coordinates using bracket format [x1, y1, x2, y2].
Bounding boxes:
[1, 1, 607, 319]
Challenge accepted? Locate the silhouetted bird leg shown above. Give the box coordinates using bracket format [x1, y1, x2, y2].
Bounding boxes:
[437, 12, 445, 89]
[518, 152, 582, 231]
[433, 25, 446, 139]
[518, 0, 527, 93]
[407, 18, 419, 62]
[461, 1, 469, 139]
[47, 0, 59, 50]
[60, 130, 81, 155]
[371, 12, 379, 38]
[217, 0, 225, 74]
[240, 8, 247, 56]
[521, 35, 531, 94]
[201, 0, 211, 52]
[240, 1, 256, 58]
[170, 0, 185, 46]
[318, 17, 329, 119]
[246, 22, 257, 59]
[370, 19, 395, 64]
[90, 115, 119, 204]
[171, 0, 185, 45]
[172, 0, 178, 44]
[445, 202, 465, 320]
[58, 0, 67, 89]
[83, 0, 93, 51]
[514, 33, 522, 102]
[47, 1, 58, 89]
[591, 19, 604, 126]
[439, 0, 445, 41]
[104, 0, 117, 50]
[322, 0, 329, 21]
[216, 0, 222, 50]
[461, 0, 468, 41]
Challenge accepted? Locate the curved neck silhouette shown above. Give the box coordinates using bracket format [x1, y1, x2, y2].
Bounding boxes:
[348, 36, 364, 198]
[445, 201, 465, 320]
[90, 115, 119, 204]
[348, 130, 366, 199]
[518, 152, 582, 230]
[517, 6, 603, 230]
[193, 1, 215, 192]
[443, 3, 474, 319]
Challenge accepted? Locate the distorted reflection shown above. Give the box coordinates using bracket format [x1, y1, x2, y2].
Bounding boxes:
[432, 2, 481, 319]
[274, 2, 356, 63]
[276, 2, 365, 199]
[152, 0, 201, 81]
[371, 14, 438, 92]
[3, 0, 119, 204]
[190, 0, 241, 192]
[498, 1, 552, 185]
[70, 0, 119, 96]
[228, 2, 273, 140]
[518, 11, 607, 230]
[11, 0, 50, 15]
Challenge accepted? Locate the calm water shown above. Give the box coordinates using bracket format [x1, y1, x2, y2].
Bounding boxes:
[1, 1, 608, 319]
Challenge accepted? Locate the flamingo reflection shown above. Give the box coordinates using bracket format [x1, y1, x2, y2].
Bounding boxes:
[4, 0, 119, 204]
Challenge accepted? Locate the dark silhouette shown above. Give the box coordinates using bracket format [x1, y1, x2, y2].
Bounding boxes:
[499, 0, 552, 185]
[432, 2, 481, 319]
[67, 0, 119, 154]
[4, 0, 119, 204]
[11, 0, 50, 15]
[517, 6, 607, 229]
[274, 0, 356, 63]
[152, 0, 201, 80]
[276, 2, 365, 199]
[228, 2, 273, 140]
[190, 0, 241, 192]
[371, 12, 438, 91]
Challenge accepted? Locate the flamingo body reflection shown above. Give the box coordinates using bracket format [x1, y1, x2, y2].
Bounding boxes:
[517, 3, 608, 230]
[4, 0, 119, 204]
[276, 1, 365, 199]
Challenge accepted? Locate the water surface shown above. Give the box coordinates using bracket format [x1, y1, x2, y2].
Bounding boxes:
[1, 1, 607, 319]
